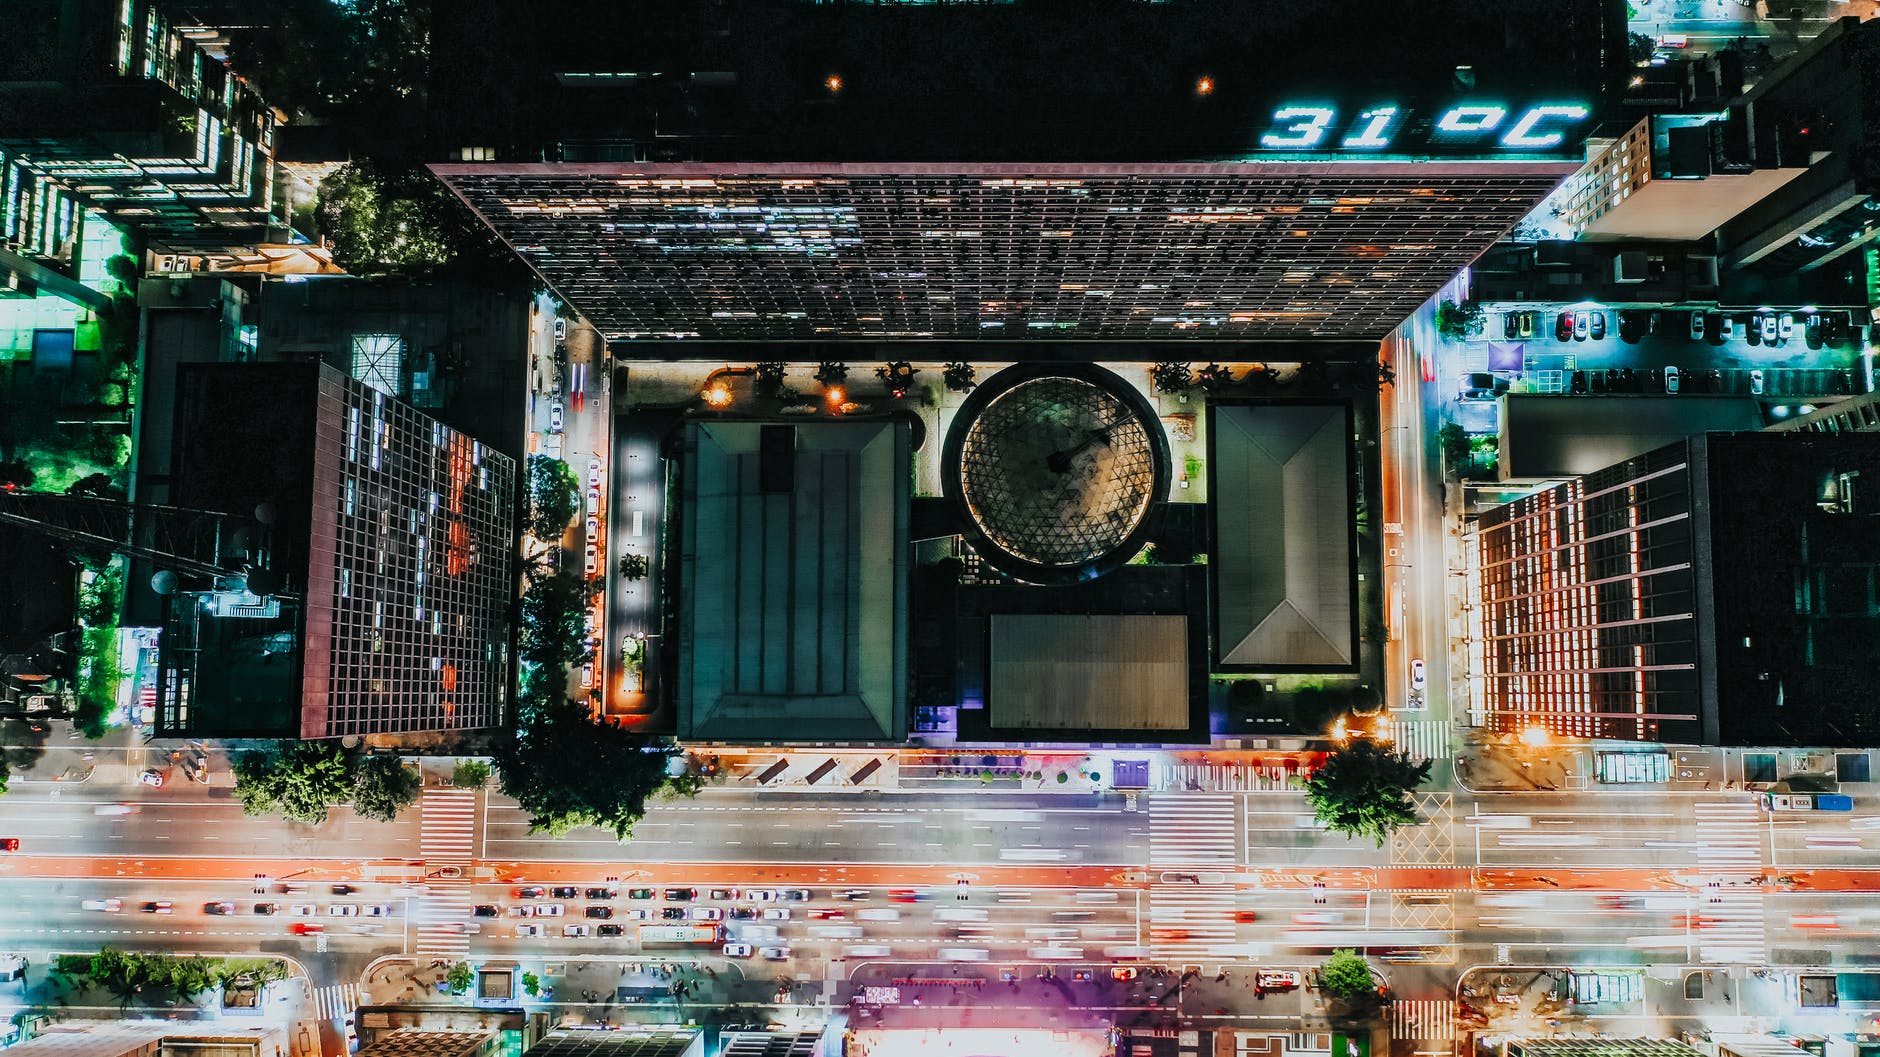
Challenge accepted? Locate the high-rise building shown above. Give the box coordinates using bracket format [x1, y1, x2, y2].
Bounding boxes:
[158, 362, 515, 740]
[429, 0, 1624, 348]
[1468, 430, 1880, 746]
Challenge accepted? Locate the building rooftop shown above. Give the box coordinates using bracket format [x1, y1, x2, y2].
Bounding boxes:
[676, 418, 910, 743]
[1498, 394, 1765, 481]
[524, 1027, 702, 1057]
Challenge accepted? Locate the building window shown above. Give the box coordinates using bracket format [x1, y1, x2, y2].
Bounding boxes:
[350, 334, 404, 396]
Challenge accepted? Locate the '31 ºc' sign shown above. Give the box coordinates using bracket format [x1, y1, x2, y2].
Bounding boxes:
[1252, 102, 1591, 155]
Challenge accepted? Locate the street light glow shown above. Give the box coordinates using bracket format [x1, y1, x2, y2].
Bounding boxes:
[1520, 726, 1551, 748]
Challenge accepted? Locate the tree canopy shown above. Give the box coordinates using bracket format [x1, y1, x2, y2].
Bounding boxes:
[1319, 949, 1380, 1000]
[351, 754, 422, 822]
[1297, 738, 1433, 846]
[492, 702, 692, 839]
[316, 162, 465, 276]
[234, 741, 356, 825]
[1434, 299, 1485, 340]
[518, 569, 587, 671]
[525, 454, 580, 542]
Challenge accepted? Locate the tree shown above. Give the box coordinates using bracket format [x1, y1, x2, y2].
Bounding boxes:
[492, 701, 684, 838]
[104, 254, 139, 289]
[524, 454, 580, 541]
[518, 570, 585, 670]
[1319, 949, 1380, 1000]
[1150, 361, 1193, 394]
[234, 741, 356, 825]
[618, 552, 649, 580]
[315, 160, 507, 278]
[522, 971, 541, 997]
[0, 753, 9, 794]
[1434, 300, 1485, 341]
[942, 362, 977, 392]
[452, 760, 491, 788]
[1628, 31, 1656, 65]
[352, 754, 421, 822]
[445, 962, 474, 995]
[754, 362, 788, 400]
[1436, 422, 1471, 472]
[1297, 738, 1433, 846]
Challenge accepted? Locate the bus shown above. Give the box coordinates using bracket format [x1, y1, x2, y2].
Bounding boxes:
[638, 924, 721, 946]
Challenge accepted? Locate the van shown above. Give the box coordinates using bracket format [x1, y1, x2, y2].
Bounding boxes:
[810, 925, 864, 939]
[939, 948, 990, 962]
[846, 945, 892, 958]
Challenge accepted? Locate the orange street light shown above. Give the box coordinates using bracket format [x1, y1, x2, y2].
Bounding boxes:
[702, 383, 732, 407]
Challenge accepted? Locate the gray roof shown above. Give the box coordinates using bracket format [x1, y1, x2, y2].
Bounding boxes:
[677, 420, 908, 742]
[989, 615, 1190, 731]
[1211, 404, 1355, 669]
[1499, 394, 1764, 481]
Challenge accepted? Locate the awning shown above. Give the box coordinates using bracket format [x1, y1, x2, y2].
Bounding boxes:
[755, 758, 789, 784]
[849, 758, 883, 784]
[805, 758, 840, 784]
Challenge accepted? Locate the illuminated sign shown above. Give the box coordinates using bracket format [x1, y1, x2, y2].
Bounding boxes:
[1252, 101, 1591, 155]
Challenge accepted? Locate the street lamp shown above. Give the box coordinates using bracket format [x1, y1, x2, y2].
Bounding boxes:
[1519, 726, 1551, 748]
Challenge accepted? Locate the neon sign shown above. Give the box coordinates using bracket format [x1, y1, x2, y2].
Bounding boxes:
[1252, 101, 1591, 155]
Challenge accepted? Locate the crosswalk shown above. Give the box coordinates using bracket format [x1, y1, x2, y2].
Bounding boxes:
[312, 982, 359, 1021]
[1692, 801, 1763, 871]
[1146, 883, 1238, 962]
[1391, 998, 1456, 1041]
[415, 786, 479, 956]
[1696, 890, 1766, 963]
[1148, 794, 1238, 868]
[1394, 719, 1452, 763]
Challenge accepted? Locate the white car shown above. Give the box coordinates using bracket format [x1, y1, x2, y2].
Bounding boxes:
[587, 458, 602, 486]
[1750, 369, 1765, 395]
[584, 544, 598, 577]
[291, 904, 317, 917]
[1293, 911, 1344, 925]
[554, 318, 566, 340]
[535, 903, 565, 917]
[586, 515, 599, 537]
[742, 889, 777, 902]
[581, 664, 595, 689]
[1778, 312, 1795, 339]
[562, 924, 590, 938]
[1410, 658, 1426, 693]
[1688, 311, 1706, 341]
[758, 946, 792, 961]
[328, 904, 359, 917]
[138, 770, 165, 787]
[1664, 365, 1680, 394]
[517, 924, 543, 937]
[723, 942, 754, 958]
[690, 907, 723, 921]
[1573, 311, 1590, 340]
[94, 803, 137, 816]
[586, 487, 600, 513]
[81, 898, 122, 912]
[509, 905, 535, 918]
[623, 908, 651, 920]
[1257, 969, 1305, 990]
[1760, 314, 1778, 343]
[762, 907, 791, 921]
[364, 905, 392, 917]
[550, 403, 565, 432]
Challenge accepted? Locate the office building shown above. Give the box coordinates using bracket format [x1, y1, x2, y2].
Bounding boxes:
[1469, 430, 1880, 746]
[158, 361, 515, 740]
[431, 0, 1623, 347]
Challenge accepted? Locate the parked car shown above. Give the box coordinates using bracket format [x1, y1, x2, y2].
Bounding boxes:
[690, 907, 724, 921]
[562, 924, 591, 938]
[597, 924, 625, 937]
[473, 905, 499, 917]
[622, 908, 651, 920]
[551, 887, 579, 899]
[364, 905, 392, 917]
[1503, 312, 1520, 340]
[554, 318, 566, 341]
[1257, 970, 1305, 991]
[1555, 312, 1573, 342]
[1778, 312, 1795, 339]
[1689, 310, 1707, 341]
[628, 888, 656, 900]
[328, 904, 359, 917]
[1750, 369, 1765, 395]
[724, 943, 754, 958]
[1760, 314, 1779, 343]
[661, 907, 687, 920]
[1573, 311, 1590, 340]
[664, 888, 698, 901]
[515, 886, 547, 899]
[550, 403, 565, 432]
[762, 908, 792, 921]
[1664, 365, 1680, 394]
[1458, 372, 1502, 402]
[585, 906, 614, 919]
[1410, 658, 1426, 693]
[517, 924, 543, 937]
[585, 888, 618, 900]
[138, 770, 165, 787]
[1587, 310, 1606, 340]
[1518, 311, 1534, 339]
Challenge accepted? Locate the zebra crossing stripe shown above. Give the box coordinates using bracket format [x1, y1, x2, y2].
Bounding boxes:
[1148, 794, 1238, 867]
[1391, 998, 1455, 1040]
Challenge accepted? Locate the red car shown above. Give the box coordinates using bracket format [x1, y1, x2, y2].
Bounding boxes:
[289, 922, 325, 935]
[810, 908, 847, 920]
[0, 838, 18, 852]
[889, 889, 920, 904]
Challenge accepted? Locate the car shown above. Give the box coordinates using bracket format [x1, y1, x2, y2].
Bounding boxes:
[515, 886, 547, 899]
[81, 898, 122, 912]
[585, 887, 618, 900]
[730, 907, 759, 919]
[810, 908, 846, 920]
[94, 803, 137, 816]
[1664, 365, 1680, 394]
[586, 514, 599, 538]
[1760, 314, 1779, 343]
[364, 905, 392, 917]
[709, 889, 735, 901]
[554, 318, 566, 341]
[328, 904, 359, 917]
[1689, 311, 1707, 341]
[289, 922, 324, 935]
[586, 486, 600, 513]
[290, 904, 317, 916]
[723, 942, 754, 958]
[253, 903, 278, 915]
[1556, 312, 1574, 342]
[441, 923, 480, 935]
[0, 838, 16, 852]
[1503, 312, 1520, 340]
[1778, 312, 1795, 339]
[585, 906, 614, 919]
[1587, 310, 1606, 340]
[888, 889, 919, 903]
[759, 946, 792, 961]
[587, 459, 602, 487]
[516, 924, 543, 937]
[1111, 966, 1141, 981]
[1750, 369, 1765, 395]
[331, 884, 357, 895]
[661, 907, 688, 920]
[138, 770, 165, 787]
[622, 908, 651, 920]
[204, 901, 237, 915]
[629, 888, 656, 900]
[474, 905, 499, 917]
[550, 403, 565, 432]
[781, 888, 813, 901]
[1517, 312, 1534, 339]
[535, 903, 565, 917]
[690, 907, 724, 921]
[597, 924, 625, 937]
[562, 924, 591, 937]
[1293, 911, 1344, 924]
[840, 889, 872, 901]
[581, 664, 594, 689]
[1410, 658, 1426, 693]
[762, 907, 791, 921]
[1805, 313, 1825, 348]
[141, 901, 173, 914]
[664, 888, 698, 901]
[1573, 311, 1589, 340]
[1257, 970, 1304, 991]
[857, 908, 898, 921]
[551, 886, 578, 899]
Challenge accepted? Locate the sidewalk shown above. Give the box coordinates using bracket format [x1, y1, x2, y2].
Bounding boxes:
[359, 954, 778, 1024]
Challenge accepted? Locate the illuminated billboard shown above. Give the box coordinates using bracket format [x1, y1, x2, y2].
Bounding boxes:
[1250, 101, 1591, 156]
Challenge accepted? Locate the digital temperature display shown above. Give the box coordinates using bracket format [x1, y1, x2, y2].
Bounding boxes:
[1252, 101, 1591, 155]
